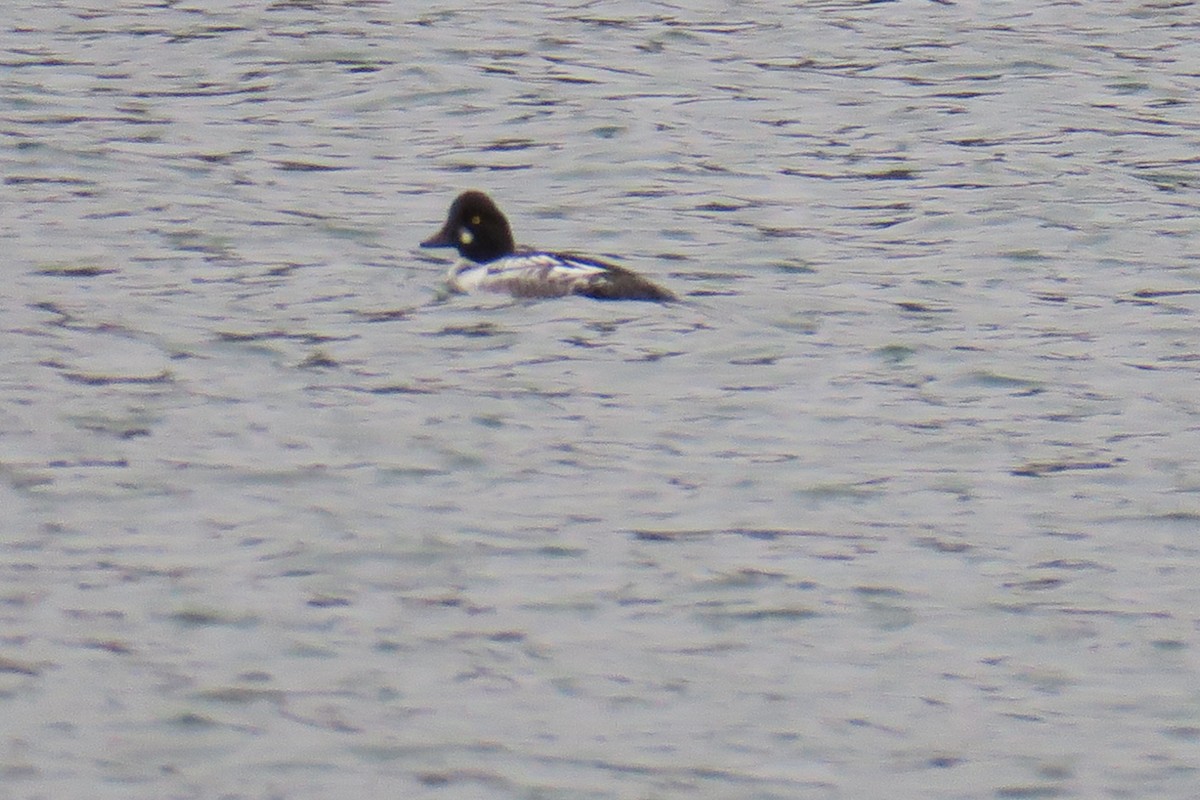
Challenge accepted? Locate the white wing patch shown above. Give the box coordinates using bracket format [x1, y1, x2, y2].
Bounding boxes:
[446, 253, 611, 298]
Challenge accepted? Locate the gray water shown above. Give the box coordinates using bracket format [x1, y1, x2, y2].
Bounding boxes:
[3, 2, 1199, 798]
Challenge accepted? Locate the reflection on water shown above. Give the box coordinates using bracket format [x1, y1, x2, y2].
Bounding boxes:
[2, 2, 1199, 798]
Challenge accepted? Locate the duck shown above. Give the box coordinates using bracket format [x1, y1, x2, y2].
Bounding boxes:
[420, 191, 676, 302]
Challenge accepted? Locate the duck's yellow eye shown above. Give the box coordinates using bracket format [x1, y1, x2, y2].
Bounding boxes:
[459, 228, 474, 245]
[471, 215, 481, 225]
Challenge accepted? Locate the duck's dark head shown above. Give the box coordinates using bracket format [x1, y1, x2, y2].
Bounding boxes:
[421, 190, 516, 264]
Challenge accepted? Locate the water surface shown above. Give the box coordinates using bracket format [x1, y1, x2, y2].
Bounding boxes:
[3, 2, 1200, 799]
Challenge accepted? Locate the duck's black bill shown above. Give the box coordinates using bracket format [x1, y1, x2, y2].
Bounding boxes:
[420, 228, 454, 248]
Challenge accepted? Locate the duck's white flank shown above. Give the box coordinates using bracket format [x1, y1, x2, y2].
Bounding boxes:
[448, 253, 613, 298]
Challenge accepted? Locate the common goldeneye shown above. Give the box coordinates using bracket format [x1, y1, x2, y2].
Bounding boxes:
[420, 190, 676, 302]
